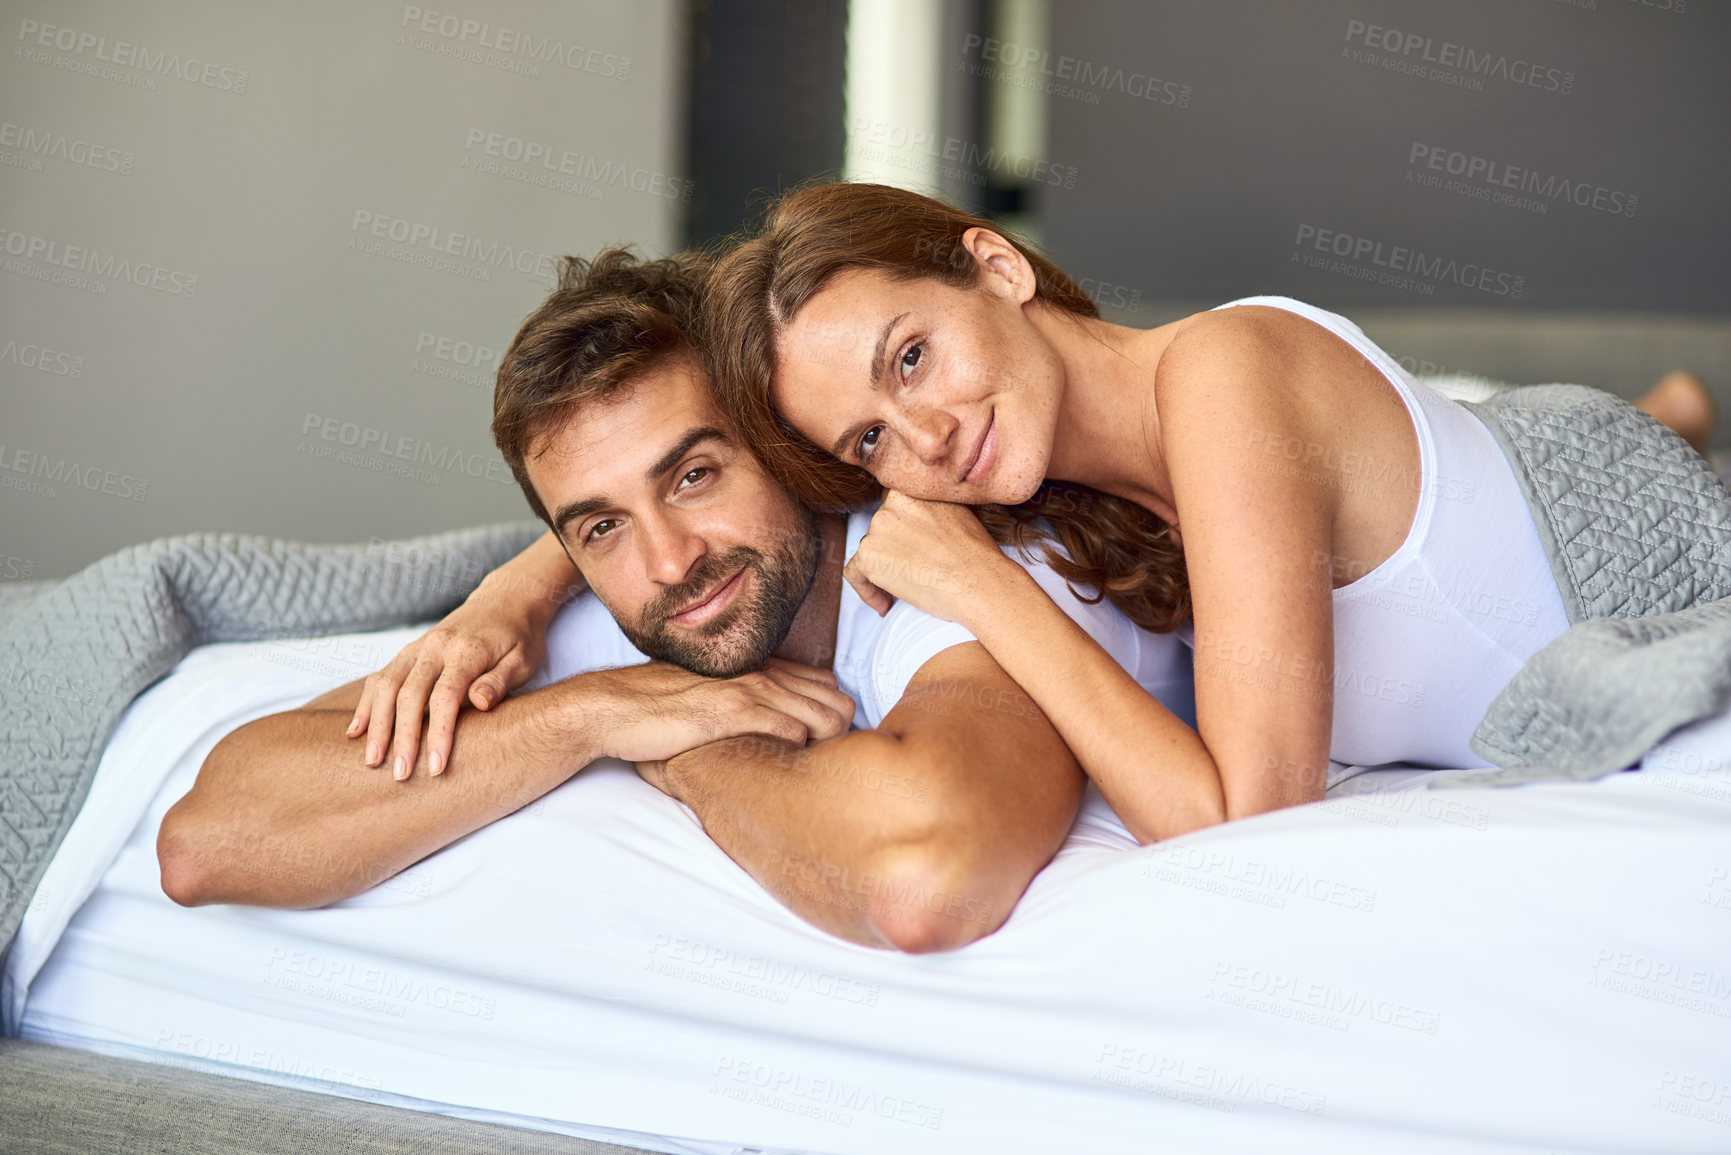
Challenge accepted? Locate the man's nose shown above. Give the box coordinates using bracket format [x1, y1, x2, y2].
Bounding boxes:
[901, 404, 958, 467]
[641, 514, 706, 586]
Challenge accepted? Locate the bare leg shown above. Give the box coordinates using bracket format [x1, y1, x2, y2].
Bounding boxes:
[1634, 371, 1716, 454]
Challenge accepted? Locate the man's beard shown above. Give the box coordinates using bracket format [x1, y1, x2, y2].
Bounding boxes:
[619, 510, 820, 677]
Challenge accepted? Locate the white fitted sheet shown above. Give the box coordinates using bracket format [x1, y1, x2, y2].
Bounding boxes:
[11, 627, 1731, 1155]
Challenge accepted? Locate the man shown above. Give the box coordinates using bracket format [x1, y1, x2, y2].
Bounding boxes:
[157, 249, 1193, 952]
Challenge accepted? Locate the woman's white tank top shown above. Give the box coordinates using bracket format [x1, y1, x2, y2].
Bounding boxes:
[1208, 296, 1571, 768]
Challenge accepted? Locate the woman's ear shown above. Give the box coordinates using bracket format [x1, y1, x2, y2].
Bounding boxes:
[960, 227, 1037, 305]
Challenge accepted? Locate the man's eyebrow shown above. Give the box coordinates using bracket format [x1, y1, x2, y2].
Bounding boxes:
[647, 426, 731, 482]
[868, 312, 908, 389]
[550, 427, 732, 541]
[551, 496, 609, 541]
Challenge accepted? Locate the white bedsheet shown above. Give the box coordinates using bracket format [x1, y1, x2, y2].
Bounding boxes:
[9, 626, 1731, 1155]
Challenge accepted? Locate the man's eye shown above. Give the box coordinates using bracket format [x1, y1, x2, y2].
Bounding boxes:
[584, 519, 619, 543]
[858, 425, 885, 462]
[677, 467, 711, 490]
[899, 341, 923, 380]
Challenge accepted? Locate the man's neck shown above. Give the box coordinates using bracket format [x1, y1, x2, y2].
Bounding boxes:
[773, 512, 847, 670]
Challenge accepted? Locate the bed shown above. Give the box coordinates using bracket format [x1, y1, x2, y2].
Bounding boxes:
[5, 610, 1730, 1154]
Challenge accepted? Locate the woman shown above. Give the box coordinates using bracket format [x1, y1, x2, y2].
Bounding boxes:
[692, 181, 1714, 843]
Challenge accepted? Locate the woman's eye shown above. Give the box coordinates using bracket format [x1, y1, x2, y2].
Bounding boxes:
[857, 425, 885, 462]
[899, 341, 923, 380]
[584, 519, 619, 543]
[677, 467, 710, 490]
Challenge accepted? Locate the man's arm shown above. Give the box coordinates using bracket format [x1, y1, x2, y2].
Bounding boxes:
[158, 663, 848, 909]
[651, 642, 1086, 954]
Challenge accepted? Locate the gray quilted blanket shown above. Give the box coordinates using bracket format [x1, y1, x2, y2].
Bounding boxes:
[1458, 385, 1731, 785]
[0, 523, 543, 979]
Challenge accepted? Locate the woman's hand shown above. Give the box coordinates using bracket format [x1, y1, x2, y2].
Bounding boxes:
[350, 532, 584, 780]
[843, 490, 1015, 626]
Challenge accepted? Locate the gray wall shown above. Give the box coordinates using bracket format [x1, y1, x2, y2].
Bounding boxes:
[2, 0, 683, 582]
[7, 0, 1729, 585]
[1035, 0, 1729, 313]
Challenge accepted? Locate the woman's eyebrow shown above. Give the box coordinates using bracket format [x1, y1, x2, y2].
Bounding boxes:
[831, 421, 868, 462]
[868, 312, 908, 388]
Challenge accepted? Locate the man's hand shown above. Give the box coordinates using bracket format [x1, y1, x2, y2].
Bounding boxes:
[632, 659, 850, 793]
[594, 657, 854, 767]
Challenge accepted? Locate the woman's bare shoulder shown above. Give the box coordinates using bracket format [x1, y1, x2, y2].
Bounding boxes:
[1148, 306, 1320, 440]
[1154, 306, 1321, 389]
[1153, 303, 1389, 434]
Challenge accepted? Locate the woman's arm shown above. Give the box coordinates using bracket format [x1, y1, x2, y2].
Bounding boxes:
[845, 495, 1230, 843]
[846, 314, 1359, 842]
[351, 529, 586, 779]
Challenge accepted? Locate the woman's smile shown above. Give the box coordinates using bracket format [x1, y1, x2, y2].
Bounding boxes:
[960, 409, 998, 486]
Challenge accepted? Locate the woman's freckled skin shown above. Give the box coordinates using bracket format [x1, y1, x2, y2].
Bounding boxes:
[774, 264, 1066, 507]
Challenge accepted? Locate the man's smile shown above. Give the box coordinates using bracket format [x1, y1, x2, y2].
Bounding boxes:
[668, 566, 749, 628]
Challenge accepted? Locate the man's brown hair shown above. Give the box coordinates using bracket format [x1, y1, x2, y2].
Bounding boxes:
[493, 246, 710, 525]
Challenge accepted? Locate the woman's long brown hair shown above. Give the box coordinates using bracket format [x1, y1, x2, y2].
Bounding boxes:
[705, 181, 1189, 633]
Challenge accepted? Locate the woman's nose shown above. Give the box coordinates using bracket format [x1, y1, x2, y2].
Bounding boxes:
[901, 405, 958, 467]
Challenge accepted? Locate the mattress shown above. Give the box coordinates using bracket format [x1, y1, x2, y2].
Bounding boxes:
[8, 623, 1731, 1154]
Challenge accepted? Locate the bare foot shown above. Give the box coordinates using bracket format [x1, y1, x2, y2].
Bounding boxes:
[1635, 370, 1717, 454]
